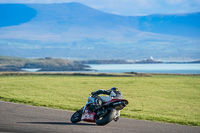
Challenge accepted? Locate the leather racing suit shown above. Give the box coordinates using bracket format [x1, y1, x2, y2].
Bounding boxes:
[91, 89, 123, 99]
[91, 89, 122, 121]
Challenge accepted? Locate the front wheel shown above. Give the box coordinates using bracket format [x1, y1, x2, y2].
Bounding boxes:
[70, 109, 83, 123]
[95, 108, 117, 125]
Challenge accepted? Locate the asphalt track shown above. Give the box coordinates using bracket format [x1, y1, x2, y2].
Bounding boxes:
[0, 101, 199, 133]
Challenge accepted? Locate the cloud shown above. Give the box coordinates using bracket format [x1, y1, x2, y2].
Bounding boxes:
[0, 0, 200, 16]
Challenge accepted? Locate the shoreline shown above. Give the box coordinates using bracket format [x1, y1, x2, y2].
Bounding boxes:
[0, 72, 200, 77]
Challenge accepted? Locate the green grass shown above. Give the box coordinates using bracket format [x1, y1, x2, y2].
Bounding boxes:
[0, 75, 199, 126]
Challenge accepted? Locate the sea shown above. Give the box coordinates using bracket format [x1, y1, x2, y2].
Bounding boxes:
[22, 64, 200, 74]
[87, 64, 200, 74]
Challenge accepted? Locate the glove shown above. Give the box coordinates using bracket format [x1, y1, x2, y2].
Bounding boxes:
[91, 91, 96, 95]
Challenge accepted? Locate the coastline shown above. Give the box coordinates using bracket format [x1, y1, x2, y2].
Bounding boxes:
[0, 72, 200, 77]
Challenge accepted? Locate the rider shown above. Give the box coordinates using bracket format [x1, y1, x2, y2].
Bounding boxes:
[91, 87, 122, 121]
[91, 87, 122, 99]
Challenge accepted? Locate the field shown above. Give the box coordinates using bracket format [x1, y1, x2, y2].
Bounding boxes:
[0, 74, 199, 126]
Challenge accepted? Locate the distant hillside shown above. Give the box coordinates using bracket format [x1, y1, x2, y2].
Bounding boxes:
[0, 56, 90, 71]
[137, 13, 200, 38]
[134, 58, 163, 64]
[76, 59, 132, 64]
[1, 3, 199, 37]
[0, 3, 199, 60]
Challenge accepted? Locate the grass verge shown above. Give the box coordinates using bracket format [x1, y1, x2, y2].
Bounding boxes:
[0, 74, 199, 126]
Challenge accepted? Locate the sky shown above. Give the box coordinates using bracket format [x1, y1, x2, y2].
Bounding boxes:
[0, 0, 200, 16]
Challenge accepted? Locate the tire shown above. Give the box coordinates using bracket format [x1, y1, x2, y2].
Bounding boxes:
[70, 109, 82, 123]
[95, 108, 117, 126]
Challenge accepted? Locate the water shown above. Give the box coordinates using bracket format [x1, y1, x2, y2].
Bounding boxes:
[21, 68, 41, 72]
[20, 64, 200, 74]
[88, 64, 200, 74]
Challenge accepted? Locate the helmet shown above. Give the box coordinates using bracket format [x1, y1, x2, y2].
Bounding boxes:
[111, 87, 119, 91]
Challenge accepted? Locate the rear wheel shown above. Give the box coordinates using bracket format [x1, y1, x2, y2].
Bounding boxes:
[95, 108, 117, 125]
[70, 109, 83, 123]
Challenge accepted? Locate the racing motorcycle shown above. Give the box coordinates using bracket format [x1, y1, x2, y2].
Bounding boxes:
[70, 94, 128, 125]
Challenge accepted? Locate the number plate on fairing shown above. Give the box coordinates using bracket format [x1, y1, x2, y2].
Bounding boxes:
[81, 109, 96, 122]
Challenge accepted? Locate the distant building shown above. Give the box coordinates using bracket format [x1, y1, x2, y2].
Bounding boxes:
[135, 56, 162, 64]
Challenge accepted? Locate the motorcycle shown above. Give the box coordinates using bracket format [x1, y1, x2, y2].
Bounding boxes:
[70, 94, 128, 125]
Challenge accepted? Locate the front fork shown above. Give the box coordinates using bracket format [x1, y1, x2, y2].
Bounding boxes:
[96, 107, 107, 118]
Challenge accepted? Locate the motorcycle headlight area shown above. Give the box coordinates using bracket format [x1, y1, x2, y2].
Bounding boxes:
[88, 97, 95, 103]
[95, 97, 102, 106]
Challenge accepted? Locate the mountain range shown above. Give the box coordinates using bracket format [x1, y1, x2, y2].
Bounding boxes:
[0, 2, 200, 60]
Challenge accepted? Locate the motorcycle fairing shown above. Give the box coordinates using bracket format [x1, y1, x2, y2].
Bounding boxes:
[103, 99, 129, 110]
[103, 99, 128, 105]
[81, 108, 96, 122]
